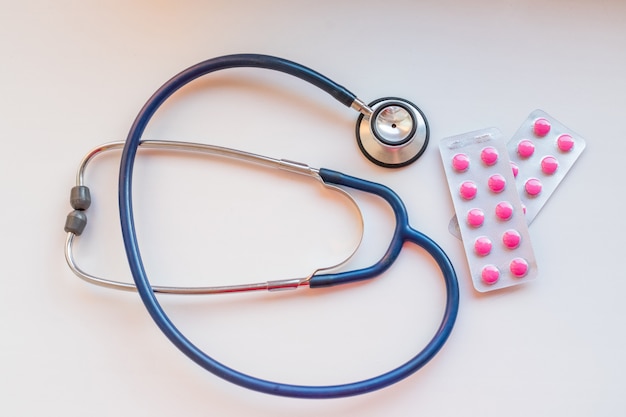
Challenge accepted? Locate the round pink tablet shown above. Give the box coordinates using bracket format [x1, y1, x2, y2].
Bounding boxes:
[517, 139, 535, 158]
[510, 161, 519, 178]
[452, 153, 470, 172]
[481, 265, 500, 285]
[557, 134, 574, 152]
[533, 118, 551, 137]
[541, 155, 559, 175]
[459, 180, 478, 200]
[488, 174, 506, 193]
[510, 258, 529, 278]
[474, 236, 492, 256]
[467, 208, 485, 227]
[525, 178, 542, 196]
[502, 229, 521, 249]
[480, 146, 498, 166]
[495, 201, 514, 220]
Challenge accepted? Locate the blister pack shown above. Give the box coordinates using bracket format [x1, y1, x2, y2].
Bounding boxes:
[449, 110, 587, 237]
[507, 109, 587, 223]
[439, 128, 538, 292]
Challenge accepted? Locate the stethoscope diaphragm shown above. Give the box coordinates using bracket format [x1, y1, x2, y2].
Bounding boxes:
[356, 97, 429, 168]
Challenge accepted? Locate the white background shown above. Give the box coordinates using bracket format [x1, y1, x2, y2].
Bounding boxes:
[2, 1, 625, 415]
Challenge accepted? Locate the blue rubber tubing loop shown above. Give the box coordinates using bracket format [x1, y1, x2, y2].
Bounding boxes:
[118, 54, 459, 398]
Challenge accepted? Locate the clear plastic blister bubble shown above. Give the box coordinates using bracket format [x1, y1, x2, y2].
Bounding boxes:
[439, 128, 538, 292]
[448, 110, 587, 238]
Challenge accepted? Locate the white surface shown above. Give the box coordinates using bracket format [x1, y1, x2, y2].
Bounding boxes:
[1, 0, 624, 415]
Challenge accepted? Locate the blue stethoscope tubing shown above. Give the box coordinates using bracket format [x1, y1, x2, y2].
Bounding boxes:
[118, 54, 459, 398]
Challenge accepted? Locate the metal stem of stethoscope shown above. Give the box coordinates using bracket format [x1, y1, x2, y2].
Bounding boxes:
[64, 140, 366, 294]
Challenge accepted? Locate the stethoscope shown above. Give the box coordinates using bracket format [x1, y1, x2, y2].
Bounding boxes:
[64, 54, 459, 399]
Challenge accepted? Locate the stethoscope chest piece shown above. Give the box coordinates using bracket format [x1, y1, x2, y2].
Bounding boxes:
[356, 97, 429, 168]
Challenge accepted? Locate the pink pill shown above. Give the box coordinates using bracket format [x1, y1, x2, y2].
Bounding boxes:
[510, 161, 519, 178]
[541, 155, 559, 175]
[557, 134, 575, 152]
[452, 153, 470, 172]
[467, 208, 485, 227]
[495, 201, 514, 220]
[459, 181, 478, 200]
[481, 265, 500, 285]
[480, 147, 498, 166]
[525, 178, 542, 196]
[502, 229, 521, 249]
[474, 236, 492, 256]
[488, 174, 506, 193]
[533, 118, 551, 137]
[517, 139, 535, 158]
[510, 258, 529, 278]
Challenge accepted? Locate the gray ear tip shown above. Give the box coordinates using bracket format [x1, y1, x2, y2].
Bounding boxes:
[70, 185, 91, 210]
[64, 210, 87, 235]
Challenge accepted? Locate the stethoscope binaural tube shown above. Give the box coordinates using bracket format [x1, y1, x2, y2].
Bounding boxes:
[118, 54, 456, 398]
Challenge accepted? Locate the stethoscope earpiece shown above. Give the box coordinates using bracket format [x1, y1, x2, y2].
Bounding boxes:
[355, 97, 429, 168]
